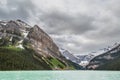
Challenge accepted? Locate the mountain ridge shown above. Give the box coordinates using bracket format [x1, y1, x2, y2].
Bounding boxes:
[0, 19, 81, 70]
[86, 43, 120, 70]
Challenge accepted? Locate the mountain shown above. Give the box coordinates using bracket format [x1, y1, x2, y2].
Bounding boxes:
[60, 48, 80, 64]
[76, 54, 94, 62]
[86, 43, 120, 70]
[60, 48, 95, 68]
[60, 48, 82, 69]
[76, 54, 94, 67]
[0, 20, 80, 70]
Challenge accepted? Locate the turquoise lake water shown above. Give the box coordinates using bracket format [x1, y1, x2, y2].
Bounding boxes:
[0, 71, 120, 80]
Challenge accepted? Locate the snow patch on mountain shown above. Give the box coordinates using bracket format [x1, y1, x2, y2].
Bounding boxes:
[0, 21, 8, 26]
[16, 44, 24, 49]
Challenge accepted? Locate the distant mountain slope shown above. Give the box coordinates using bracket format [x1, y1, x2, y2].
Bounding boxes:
[76, 54, 94, 67]
[0, 20, 81, 70]
[96, 57, 120, 70]
[60, 48, 80, 63]
[87, 43, 120, 70]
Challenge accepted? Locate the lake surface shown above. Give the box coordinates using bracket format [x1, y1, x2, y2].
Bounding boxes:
[0, 71, 120, 80]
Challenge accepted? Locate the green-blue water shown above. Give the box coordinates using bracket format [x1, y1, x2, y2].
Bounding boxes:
[0, 71, 120, 80]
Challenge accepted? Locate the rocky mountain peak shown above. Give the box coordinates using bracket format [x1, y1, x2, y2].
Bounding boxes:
[28, 24, 61, 57]
[0, 19, 61, 57]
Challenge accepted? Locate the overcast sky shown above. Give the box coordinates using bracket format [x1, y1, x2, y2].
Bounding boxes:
[0, 0, 120, 55]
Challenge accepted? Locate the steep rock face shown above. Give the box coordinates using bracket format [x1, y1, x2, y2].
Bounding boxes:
[87, 43, 120, 70]
[27, 25, 61, 57]
[0, 20, 29, 47]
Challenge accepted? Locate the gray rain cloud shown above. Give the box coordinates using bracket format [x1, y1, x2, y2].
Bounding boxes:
[39, 10, 96, 35]
[0, 0, 120, 54]
[0, 0, 35, 21]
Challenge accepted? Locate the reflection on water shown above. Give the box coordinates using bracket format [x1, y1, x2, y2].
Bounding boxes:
[0, 71, 120, 80]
